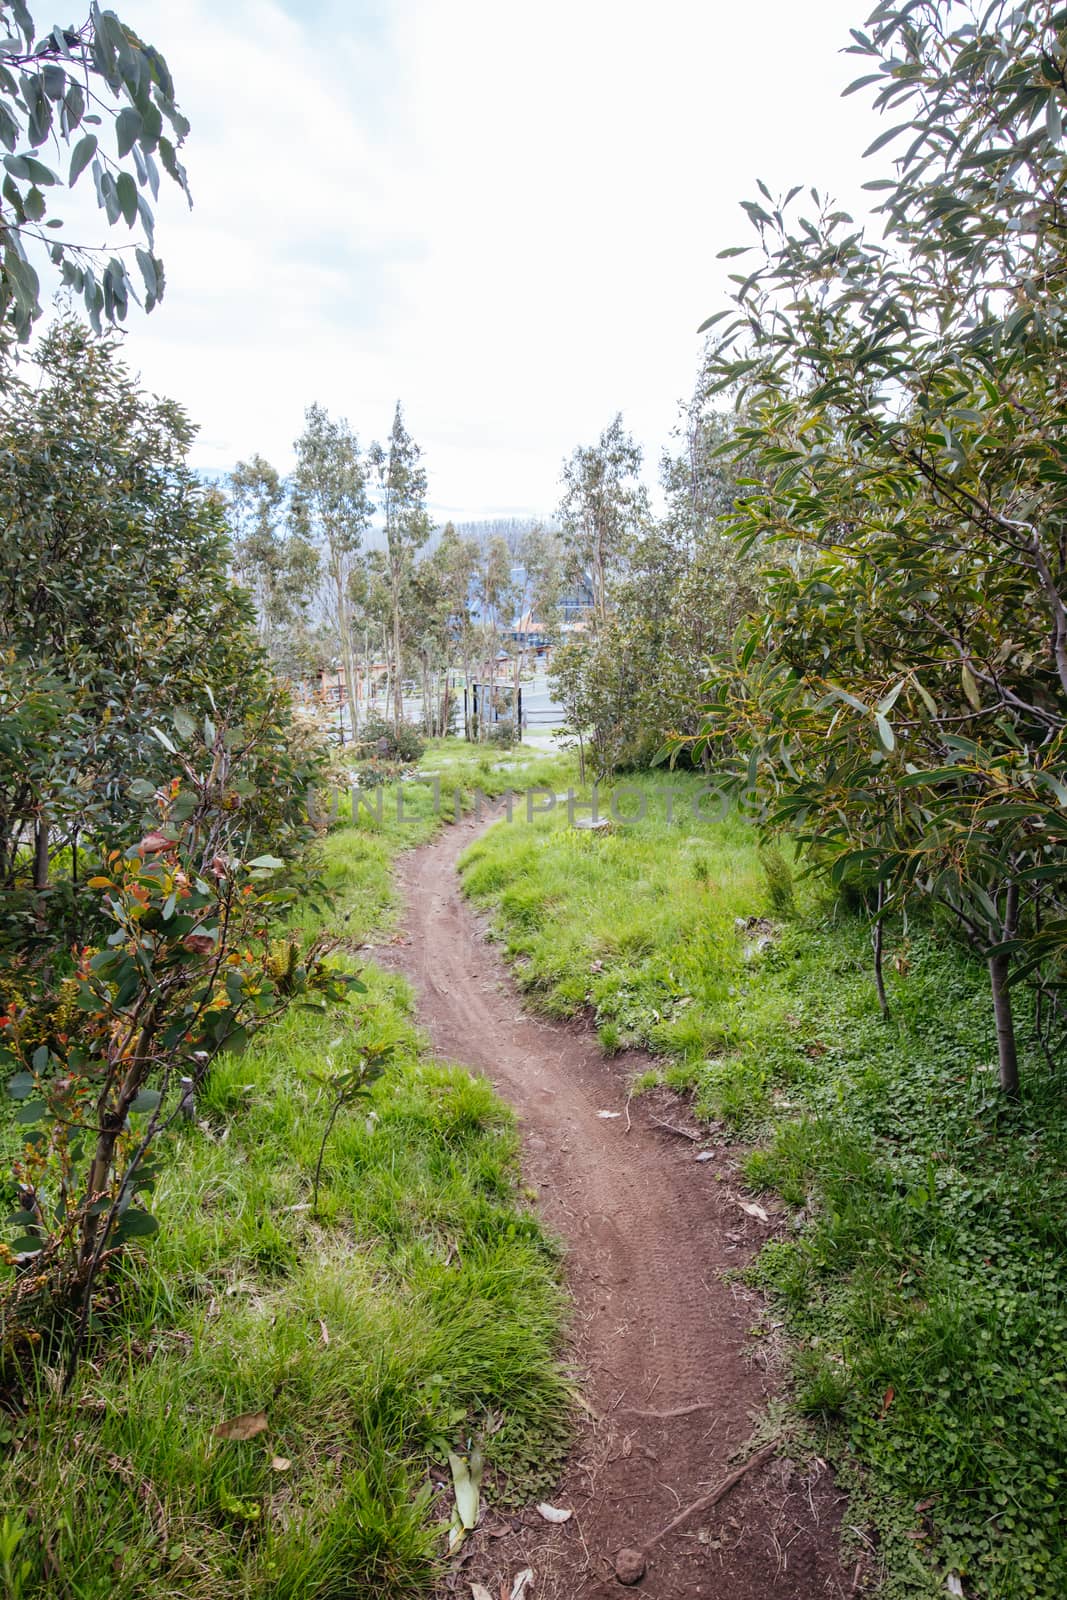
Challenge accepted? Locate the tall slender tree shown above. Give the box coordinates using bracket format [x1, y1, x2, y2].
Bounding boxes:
[290, 405, 371, 738]
[557, 414, 649, 628]
[227, 454, 318, 663]
[369, 403, 431, 733]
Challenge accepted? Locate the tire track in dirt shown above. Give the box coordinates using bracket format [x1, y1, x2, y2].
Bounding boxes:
[377, 809, 854, 1600]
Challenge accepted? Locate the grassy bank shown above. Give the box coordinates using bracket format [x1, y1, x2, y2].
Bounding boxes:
[0, 740, 574, 1599]
[459, 781, 1067, 1600]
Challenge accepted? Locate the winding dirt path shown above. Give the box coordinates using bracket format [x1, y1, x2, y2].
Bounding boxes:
[378, 810, 854, 1600]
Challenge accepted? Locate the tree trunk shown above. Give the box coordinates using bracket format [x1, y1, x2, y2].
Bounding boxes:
[441, 672, 452, 740]
[513, 642, 524, 734]
[989, 949, 1020, 1097]
[988, 881, 1021, 1096]
[334, 570, 356, 748]
[79, 1011, 157, 1269]
[393, 599, 404, 734]
[33, 817, 49, 891]
[872, 882, 889, 1021]
[381, 623, 391, 726]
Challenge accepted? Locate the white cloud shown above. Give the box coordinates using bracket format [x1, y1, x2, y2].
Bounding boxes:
[89, 0, 884, 519]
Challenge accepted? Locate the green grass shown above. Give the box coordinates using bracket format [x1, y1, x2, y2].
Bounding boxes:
[0, 739, 575, 1599]
[459, 788, 1067, 1600]
[460, 772, 766, 1058]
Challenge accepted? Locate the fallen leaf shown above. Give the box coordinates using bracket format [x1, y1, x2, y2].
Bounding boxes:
[511, 1571, 534, 1600]
[536, 1502, 572, 1523]
[470, 1586, 494, 1600]
[880, 1386, 895, 1417]
[270, 1456, 291, 1472]
[596, 1110, 621, 1119]
[695, 1151, 715, 1163]
[738, 1200, 769, 1222]
[319, 1319, 330, 1347]
[214, 1411, 268, 1442]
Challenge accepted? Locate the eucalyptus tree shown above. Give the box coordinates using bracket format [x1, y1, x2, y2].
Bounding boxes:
[688, 0, 1067, 1092]
[291, 405, 372, 737]
[405, 524, 474, 737]
[227, 455, 318, 663]
[469, 533, 512, 738]
[368, 403, 431, 733]
[0, 1, 190, 342]
[557, 414, 649, 628]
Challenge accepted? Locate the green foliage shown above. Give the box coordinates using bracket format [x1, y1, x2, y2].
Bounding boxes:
[368, 404, 431, 735]
[0, 2, 190, 340]
[0, 321, 326, 949]
[357, 715, 426, 766]
[759, 844, 795, 918]
[684, 0, 1067, 1094]
[740, 916, 1067, 1600]
[227, 454, 319, 670]
[0, 808, 568, 1598]
[290, 404, 373, 724]
[556, 413, 648, 627]
[596, 1020, 622, 1055]
[0, 712, 355, 1370]
[0, 1514, 31, 1600]
[549, 407, 759, 776]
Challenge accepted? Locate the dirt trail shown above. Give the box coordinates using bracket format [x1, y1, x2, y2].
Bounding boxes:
[379, 810, 854, 1600]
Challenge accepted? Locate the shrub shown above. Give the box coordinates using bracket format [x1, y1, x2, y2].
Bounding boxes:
[356, 716, 425, 765]
[0, 713, 357, 1387]
[760, 844, 795, 918]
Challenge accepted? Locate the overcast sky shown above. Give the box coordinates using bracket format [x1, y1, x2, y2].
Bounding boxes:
[80, 0, 885, 523]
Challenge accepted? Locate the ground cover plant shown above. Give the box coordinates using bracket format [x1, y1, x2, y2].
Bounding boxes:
[0, 746, 573, 1599]
[460, 793, 1067, 1600]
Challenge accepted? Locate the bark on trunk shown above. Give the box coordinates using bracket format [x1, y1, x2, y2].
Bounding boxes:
[334, 570, 356, 748]
[989, 952, 1020, 1097]
[79, 1012, 157, 1269]
[393, 603, 404, 734]
[33, 817, 49, 891]
[989, 881, 1020, 1097]
[872, 882, 889, 1021]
